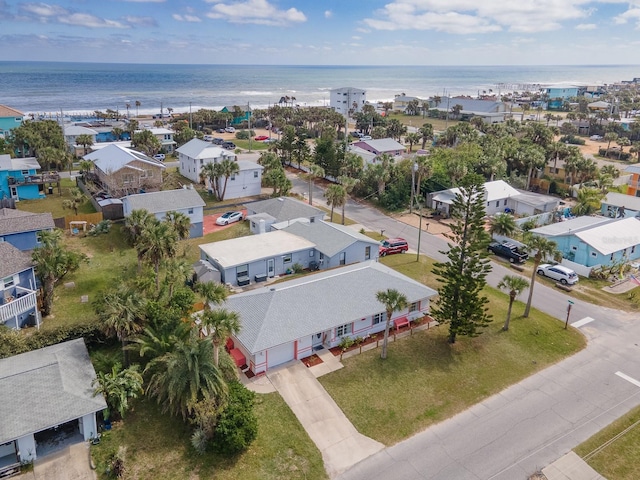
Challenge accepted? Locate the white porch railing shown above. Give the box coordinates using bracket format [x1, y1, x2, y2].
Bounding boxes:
[0, 289, 37, 325]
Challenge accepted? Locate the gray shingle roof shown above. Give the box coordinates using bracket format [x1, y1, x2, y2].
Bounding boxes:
[281, 220, 379, 257]
[0, 209, 55, 236]
[355, 138, 405, 153]
[0, 339, 107, 444]
[246, 197, 325, 222]
[123, 188, 205, 214]
[225, 261, 437, 354]
[0, 242, 33, 278]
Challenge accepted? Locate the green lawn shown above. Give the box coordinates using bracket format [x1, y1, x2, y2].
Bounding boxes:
[319, 254, 586, 445]
[385, 113, 459, 133]
[91, 393, 326, 480]
[17, 178, 96, 218]
[233, 139, 270, 151]
[575, 404, 640, 480]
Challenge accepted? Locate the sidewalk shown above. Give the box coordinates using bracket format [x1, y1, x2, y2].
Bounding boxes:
[267, 361, 384, 478]
[542, 452, 605, 480]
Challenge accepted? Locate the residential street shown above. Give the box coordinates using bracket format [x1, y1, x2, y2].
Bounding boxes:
[287, 171, 640, 480]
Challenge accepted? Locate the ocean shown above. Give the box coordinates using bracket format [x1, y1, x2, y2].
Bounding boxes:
[1, 62, 639, 117]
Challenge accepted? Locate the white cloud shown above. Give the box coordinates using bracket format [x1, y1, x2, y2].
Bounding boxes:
[362, 0, 634, 35]
[575, 23, 596, 29]
[173, 13, 202, 22]
[18, 3, 132, 28]
[205, 0, 307, 26]
[614, 7, 640, 27]
[122, 0, 166, 2]
[324, 10, 332, 19]
[352, 35, 361, 40]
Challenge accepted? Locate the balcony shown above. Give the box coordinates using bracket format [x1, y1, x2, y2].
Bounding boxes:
[7, 173, 60, 186]
[0, 287, 39, 329]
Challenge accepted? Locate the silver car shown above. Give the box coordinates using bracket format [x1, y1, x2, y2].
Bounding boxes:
[537, 264, 579, 285]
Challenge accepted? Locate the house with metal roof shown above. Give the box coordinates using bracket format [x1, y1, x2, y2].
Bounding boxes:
[122, 186, 206, 237]
[279, 220, 380, 269]
[176, 138, 237, 183]
[84, 144, 166, 197]
[224, 261, 437, 373]
[63, 125, 98, 155]
[351, 138, 406, 156]
[0, 208, 55, 250]
[428, 97, 508, 123]
[199, 230, 316, 286]
[0, 105, 24, 140]
[601, 191, 640, 219]
[0, 155, 60, 201]
[530, 216, 640, 267]
[0, 339, 106, 470]
[0, 242, 40, 330]
[429, 180, 524, 217]
[246, 197, 325, 234]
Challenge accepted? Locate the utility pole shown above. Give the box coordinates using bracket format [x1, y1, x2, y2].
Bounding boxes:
[189, 102, 192, 130]
[564, 300, 574, 329]
[248, 101, 252, 153]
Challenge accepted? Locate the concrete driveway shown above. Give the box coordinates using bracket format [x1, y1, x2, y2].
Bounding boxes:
[267, 361, 384, 478]
[19, 442, 96, 480]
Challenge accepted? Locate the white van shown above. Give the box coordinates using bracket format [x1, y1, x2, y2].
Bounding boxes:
[203, 135, 214, 142]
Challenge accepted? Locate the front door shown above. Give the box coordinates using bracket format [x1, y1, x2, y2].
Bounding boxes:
[267, 258, 275, 277]
[9, 187, 17, 199]
[312, 332, 323, 350]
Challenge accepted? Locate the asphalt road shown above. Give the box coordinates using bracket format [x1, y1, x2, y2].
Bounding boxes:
[287, 172, 640, 480]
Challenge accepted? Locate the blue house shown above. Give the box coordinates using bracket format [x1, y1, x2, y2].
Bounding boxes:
[530, 216, 640, 267]
[0, 105, 24, 140]
[220, 106, 252, 125]
[0, 208, 55, 251]
[545, 86, 580, 110]
[0, 242, 40, 329]
[0, 155, 60, 201]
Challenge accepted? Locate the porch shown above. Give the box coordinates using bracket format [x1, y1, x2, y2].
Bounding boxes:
[0, 287, 39, 329]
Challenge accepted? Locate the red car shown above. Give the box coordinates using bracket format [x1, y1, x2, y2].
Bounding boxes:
[254, 135, 269, 141]
[379, 238, 409, 256]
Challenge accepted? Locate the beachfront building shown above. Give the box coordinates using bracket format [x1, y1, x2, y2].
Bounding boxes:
[428, 97, 507, 123]
[84, 144, 166, 197]
[0, 154, 60, 201]
[544, 86, 580, 110]
[0, 339, 107, 471]
[220, 105, 251, 126]
[330, 87, 366, 117]
[224, 261, 437, 374]
[122, 187, 206, 238]
[0, 105, 24, 139]
[393, 95, 425, 113]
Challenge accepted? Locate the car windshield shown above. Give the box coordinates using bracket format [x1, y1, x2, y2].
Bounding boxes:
[381, 241, 390, 247]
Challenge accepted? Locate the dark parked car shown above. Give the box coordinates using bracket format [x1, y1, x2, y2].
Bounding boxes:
[216, 128, 226, 133]
[222, 141, 236, 150]
[487, 242, 528, 263]
[379, 238, 408, 256]
[212, 138, 224, 145]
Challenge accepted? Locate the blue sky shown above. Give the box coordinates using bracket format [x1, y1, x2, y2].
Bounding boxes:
[1, 0, 640, 65]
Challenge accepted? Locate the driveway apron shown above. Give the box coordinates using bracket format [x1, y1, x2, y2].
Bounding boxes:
[267, 361, 384, 478]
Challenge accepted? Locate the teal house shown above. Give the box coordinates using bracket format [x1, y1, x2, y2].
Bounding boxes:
[0, 155, 54, 201]
[0, 105, 24, 139]
[544, 86, 581, 110]
[530, 216, 640, 267]
[220, 106, 252, 125]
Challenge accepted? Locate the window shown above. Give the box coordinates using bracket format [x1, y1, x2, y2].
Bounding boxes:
[146, 170, 153, 178]
[633, 246, 636, 254]
[496, 201, 500, 207]
[236, 264, 248, 276]
[3, 276, 15, 289]
[610, 253, 614, 261]
[230, 174, 236, 181]
[309, 250, 314, 257]
[591, 251, 597, 258]
[283, 254, 292, 264]
[310, 217, 315, 223]
[21, 170, 29, 175]
[372, 312, 386, 325]
[254, 171, 259, 178]
[365, 246, 371, 260]
[339, 252, 346, 265]
[188, 208, 194, 215]
[571, 245, 577, 251]
[409, 301, 419, 313]
[123, 174, 134, 184]
[336, 323, 352, 337]
[200, 159, 204, 165]
[319, 252, 324, 261]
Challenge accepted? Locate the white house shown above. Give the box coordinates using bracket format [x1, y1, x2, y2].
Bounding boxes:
[121, 187, 206, 238]
[330, 87, 366, 117]
[0, 339, 106, 469]
[145, 127, 176, 153]
[224, 261, 437, 373]
[246, 197, 325, 234]
[176, 138, 237, 183]
[351, 138, 406, 157]
[220, 160, 263, 200]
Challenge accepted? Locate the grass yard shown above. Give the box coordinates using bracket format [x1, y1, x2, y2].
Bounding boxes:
[233, 139, 270, 151]
[314, 205, 357, 226]
[91, 393, 326, 480]
[385, 113, 459, 133]
[319, 254, 586, 445]
[17, 178, 96, 218]
[574, 404, 640, 480]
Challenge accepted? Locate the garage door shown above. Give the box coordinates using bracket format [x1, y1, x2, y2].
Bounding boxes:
[268, 343, 295, 369]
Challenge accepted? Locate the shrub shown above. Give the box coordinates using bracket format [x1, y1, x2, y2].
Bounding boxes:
[235, 130, 250, 140]
[559, 135, 585, 145]
[212, 381, 258, 455]
[292, 263, 304, 274]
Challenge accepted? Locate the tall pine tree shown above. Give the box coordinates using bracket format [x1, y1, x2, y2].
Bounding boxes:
[432, 173, 492, 344]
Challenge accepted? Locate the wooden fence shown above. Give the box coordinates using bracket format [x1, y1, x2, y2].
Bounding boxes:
[62, 212, 104, 231]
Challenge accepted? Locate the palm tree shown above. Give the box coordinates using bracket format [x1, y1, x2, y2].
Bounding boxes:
[325, 184, 346, 223]
[145, 332, 228, 420]
[135, 100, 141, 118]
[572, 187, 604, 216]
[616, 136, 631, 160]
[123, 209, 154, 270]
[418, 123, 434, 149]
[98, 286, 146, 364]
[489, 213, 518, 239]
[337, 176, 358, 226]
[523, 234, 560, 318]
[217, 158, 240, 200]
[62, 188, 85, 216]
[306, 164, 325, 205]
[497, 275, 529, 331]
[200, 162, 218, 198]
[139, 220, 179, 291]
[375, 289, 408, 360]
[79, 159, 93, 180]
[413, 155, 433, 212]
[92, 363, 144, 418]
[198, 309, 241, 367]
[75, 133, 94, 155]
[163, 258, 192, 298]
[165, 211, 192, 240]
[405, 132, 421, 152]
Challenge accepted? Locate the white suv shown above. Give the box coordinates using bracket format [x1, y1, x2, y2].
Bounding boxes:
[537, 264, 579, 285]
